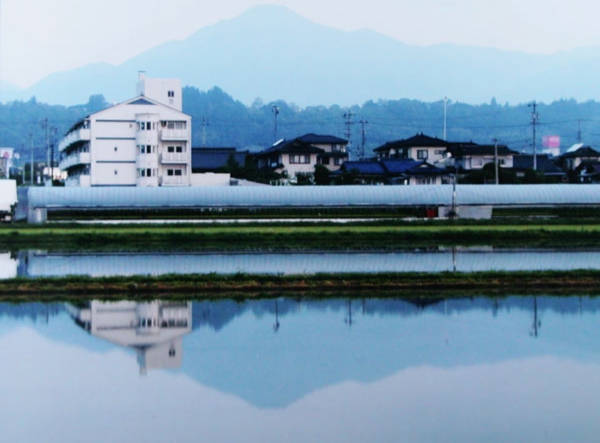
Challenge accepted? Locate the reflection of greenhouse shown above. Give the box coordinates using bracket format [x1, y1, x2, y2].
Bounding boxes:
[65, 301, 192, 375]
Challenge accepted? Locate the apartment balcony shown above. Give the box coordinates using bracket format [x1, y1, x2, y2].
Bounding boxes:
[60, 152, 91, 171]
[160, 153, 188, 164]
[160, 130, 188, 141]
[160, 175, 188, 186]
[65, 174, 91, 187]
[59, 128, 91, 152]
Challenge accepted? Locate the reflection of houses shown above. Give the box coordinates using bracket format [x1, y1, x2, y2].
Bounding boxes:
[337, 158, 450, 185]
[66, 301, 192, 375]
[254, 134, 348, 182]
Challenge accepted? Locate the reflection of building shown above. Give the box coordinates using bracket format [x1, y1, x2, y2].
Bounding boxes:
[0, 252, 18, 279]
[65, 301, 192, 375]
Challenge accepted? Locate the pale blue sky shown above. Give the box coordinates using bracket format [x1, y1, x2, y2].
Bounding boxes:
[1, 0, 598, 87]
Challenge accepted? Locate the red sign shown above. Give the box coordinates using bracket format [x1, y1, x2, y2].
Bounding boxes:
[543, 136, 560, 148]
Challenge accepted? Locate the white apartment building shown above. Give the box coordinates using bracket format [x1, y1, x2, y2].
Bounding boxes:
[59, 74, 192, 187]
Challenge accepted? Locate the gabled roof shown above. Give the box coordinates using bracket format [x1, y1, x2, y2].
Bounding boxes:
[374, 133, 449, 152]
[448, 144, 517, 157]
[295, 133, 348, 145]
[381, 159, 447, 176]
[561, 146, 600, 159]
[341, 161, 387, 175]
[341, 158, 448, 177]
[256, 134, 343, 156]
[127, 97, 156, 106]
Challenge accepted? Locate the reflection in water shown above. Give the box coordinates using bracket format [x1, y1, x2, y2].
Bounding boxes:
[10, 247, 600, 279]
[0, 252, 17, 279]
[2, 296, 600, 442]
[65, 301, 192, 375]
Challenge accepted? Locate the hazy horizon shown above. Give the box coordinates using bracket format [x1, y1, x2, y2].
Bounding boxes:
[2, 0, 600, 88]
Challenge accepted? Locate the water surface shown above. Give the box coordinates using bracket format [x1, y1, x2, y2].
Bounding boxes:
[1, 296, 599, 442]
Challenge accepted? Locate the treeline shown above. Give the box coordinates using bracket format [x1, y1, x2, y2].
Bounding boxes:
[2, 86, 600, 163]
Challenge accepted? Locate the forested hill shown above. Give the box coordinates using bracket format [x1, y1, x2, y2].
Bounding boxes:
[1, 86, 600, 163]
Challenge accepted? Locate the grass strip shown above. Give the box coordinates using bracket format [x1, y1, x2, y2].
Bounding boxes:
[2, 270, 600, 300]
[4, 223, 600, 251]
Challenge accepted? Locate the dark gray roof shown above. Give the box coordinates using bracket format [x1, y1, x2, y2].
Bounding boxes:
[512, 155, 565, 175]
[374, 133, 449, 152]
[192, 148, 248, 172]
[257, 133, 347, 156]
[561, 146, 600, 159]
[448, 144, 517, 157]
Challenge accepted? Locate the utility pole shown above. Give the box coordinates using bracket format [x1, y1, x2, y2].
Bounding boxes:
[443, 96, 449, 140]
[29, 132, 34, 185]
[42, 118, 49, 183]
[359, 119, 368, 160]
[272, 105, 280, 143]
[343, 111, 355, 160]
[528, 101, 539, 171]
[577, 118, 583, 143]
[201, 116, 209, 148]
[50, 126, 58, 184]
[492, 138, 499, 185]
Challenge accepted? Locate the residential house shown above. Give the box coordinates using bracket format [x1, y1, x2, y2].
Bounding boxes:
[58, 74, 192, 187]
[254, 134, 348, 182]
[373, 133, 450, 165]
[559, 144, 600, 172]
[338, 158, 450, 185]
[512, 154, 566, 182]
[447, 143, 517, 171]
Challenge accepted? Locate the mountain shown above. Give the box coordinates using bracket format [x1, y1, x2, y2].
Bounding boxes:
[7, 5, 600, 107]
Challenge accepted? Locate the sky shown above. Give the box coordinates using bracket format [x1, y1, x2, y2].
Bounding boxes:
[1, 0, 599, 87]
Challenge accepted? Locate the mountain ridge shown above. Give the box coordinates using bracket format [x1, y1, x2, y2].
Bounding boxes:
[4, 5, 600, 107]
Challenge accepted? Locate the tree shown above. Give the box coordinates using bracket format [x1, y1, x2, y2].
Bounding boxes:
[314, 164, 330, 185]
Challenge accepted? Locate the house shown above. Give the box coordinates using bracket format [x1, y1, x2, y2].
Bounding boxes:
[512, 154, 566, 182]
[58, 74, 192, 187]
[559, 144, 600, 172]
[373, 133, 450, 165]
[574, 163, 600, 183]
[254, 134, 348, 182]
[447, 143, 517, 171]
[337, 158, 450, 185]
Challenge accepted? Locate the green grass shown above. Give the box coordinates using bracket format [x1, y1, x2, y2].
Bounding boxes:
[3, 221, 600, 251]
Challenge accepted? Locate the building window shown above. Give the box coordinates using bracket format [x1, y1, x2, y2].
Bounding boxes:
[167, 169, 183, 176]
[289, 154, 310, 164]
[114, 146, 118, 152]
[334, 157, 343, 166]
[114, 170, 118, 175]
[168, 91, 175, 98]
[417, 150, 428, 160]
[434, 150, 446, 156]
[321, 157, 330, 165]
